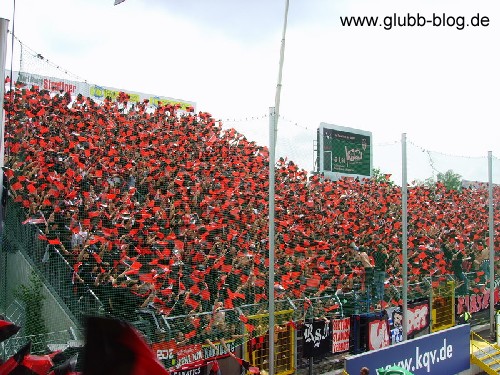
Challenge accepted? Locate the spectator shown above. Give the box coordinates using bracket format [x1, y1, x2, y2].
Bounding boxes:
[458, 305, 471, 325]
[451, 249, 469, 295]
[372, 244, 389, 303]
[351, 242, 374, 300]
[474, 240, 490, 284]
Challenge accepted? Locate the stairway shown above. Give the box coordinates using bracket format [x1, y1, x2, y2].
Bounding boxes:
[470, 331, 500, 374]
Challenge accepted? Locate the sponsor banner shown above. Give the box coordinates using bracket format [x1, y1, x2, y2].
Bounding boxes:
[388, 307, 404, 345]
[156, 339, 235, 373]
[345, 324, 470, 375]
[332, 318, 350, 353]
[175, 344, 204, 368]
[456, 288, 500, 315]
[367, 317, 391, 351]
[406, 299, 430, 337]
[201, 339, 235, 360]
[170, 365, 205, 375]
[387, 299, 430, 345]
[90, 85, 141, 103]
[149, 95, 194, 111]
[303, 319, 331, 358]
[151, 340, 177, 369]
[13, 71, 82, 95]
[10, 71, 196, 111]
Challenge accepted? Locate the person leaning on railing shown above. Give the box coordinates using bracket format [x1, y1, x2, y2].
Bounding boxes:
[458, 305, 471, 325]
[372, 244, 389, 303]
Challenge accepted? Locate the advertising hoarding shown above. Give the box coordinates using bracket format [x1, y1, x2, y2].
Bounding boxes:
[344, 324, 470, 375]
[10, 71, 196, 111]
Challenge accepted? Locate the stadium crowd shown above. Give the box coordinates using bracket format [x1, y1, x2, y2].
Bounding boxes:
[3, 84, 500, 345]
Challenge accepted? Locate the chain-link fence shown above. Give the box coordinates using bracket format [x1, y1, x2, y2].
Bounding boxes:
[1, 35, 500, 373]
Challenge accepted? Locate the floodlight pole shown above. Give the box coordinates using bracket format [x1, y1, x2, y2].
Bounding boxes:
[488, 151, 495, 339]
[268, 106, 276, 375]
[269, 1, 289, 374]
[402, 133, 408, 341]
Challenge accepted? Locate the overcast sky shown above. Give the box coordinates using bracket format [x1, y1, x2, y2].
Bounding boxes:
[1, 0, 499, 183]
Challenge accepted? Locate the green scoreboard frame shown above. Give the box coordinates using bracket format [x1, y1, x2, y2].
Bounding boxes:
[317, 123, 372, 180]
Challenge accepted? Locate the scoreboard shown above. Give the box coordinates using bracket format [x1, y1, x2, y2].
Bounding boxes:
[316, 123, 372, 180]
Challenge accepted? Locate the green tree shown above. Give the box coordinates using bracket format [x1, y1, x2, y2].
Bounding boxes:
[437, 169, 462, 191]
[372, 167, 394, 186]
[15, 271, 48, 352]
[412, 176, 436, 188]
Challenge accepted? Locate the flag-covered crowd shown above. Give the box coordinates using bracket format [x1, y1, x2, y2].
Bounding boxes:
[2, 82, 499, 373]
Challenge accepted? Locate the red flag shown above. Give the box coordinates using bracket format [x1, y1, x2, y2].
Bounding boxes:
[208, 360, 220, 375]
[200, 289, 210, 301]
[11, 181, 22, 190]
[244, 323, 255, 333]
[185, 297, 200, 310]
[47, 354, 78, 375]
[184, 329, 197, 340]
[0, 341, 32, 374]
[82, 316, 168, 375]
[0, 319, 21, 342]
[27, 184, 37, 194]
[19, 352, 56, 374]
[92, 253, 102, 264]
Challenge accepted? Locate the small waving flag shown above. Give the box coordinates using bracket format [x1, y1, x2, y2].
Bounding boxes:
[0, 318, 21, 342]
[17, 352, 56, 374]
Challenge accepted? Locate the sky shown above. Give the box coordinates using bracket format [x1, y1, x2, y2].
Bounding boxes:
[1, 0, 499, 183]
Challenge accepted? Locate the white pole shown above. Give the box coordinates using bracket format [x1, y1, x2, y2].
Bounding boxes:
[269, 2, 289, 375]
[401, 133, 408, 341]
[488, 151, 495, 338]
[0, 18, 10, 215]
[268, 106, 276, 375]
[274, 0, 289, 128]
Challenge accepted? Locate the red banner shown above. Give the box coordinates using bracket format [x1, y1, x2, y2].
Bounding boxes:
[456, 288, 500, 315]
[367, 318, 391, 350]
[151, 340, 177, 369]
[332, 318, 350, 353]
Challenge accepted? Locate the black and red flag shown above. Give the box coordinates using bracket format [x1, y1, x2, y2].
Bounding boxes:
[0, 341, 32, 374]
[82, 316, 168, 375]
[0, 318, 21, 343]
[208, 360, 221, 375]
[48, 354, 79, 375]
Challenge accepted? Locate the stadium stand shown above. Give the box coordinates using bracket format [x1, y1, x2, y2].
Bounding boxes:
[2, 82, 500, 371]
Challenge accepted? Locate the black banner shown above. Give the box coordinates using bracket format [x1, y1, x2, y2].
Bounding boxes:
[303, 319, 331, 358]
